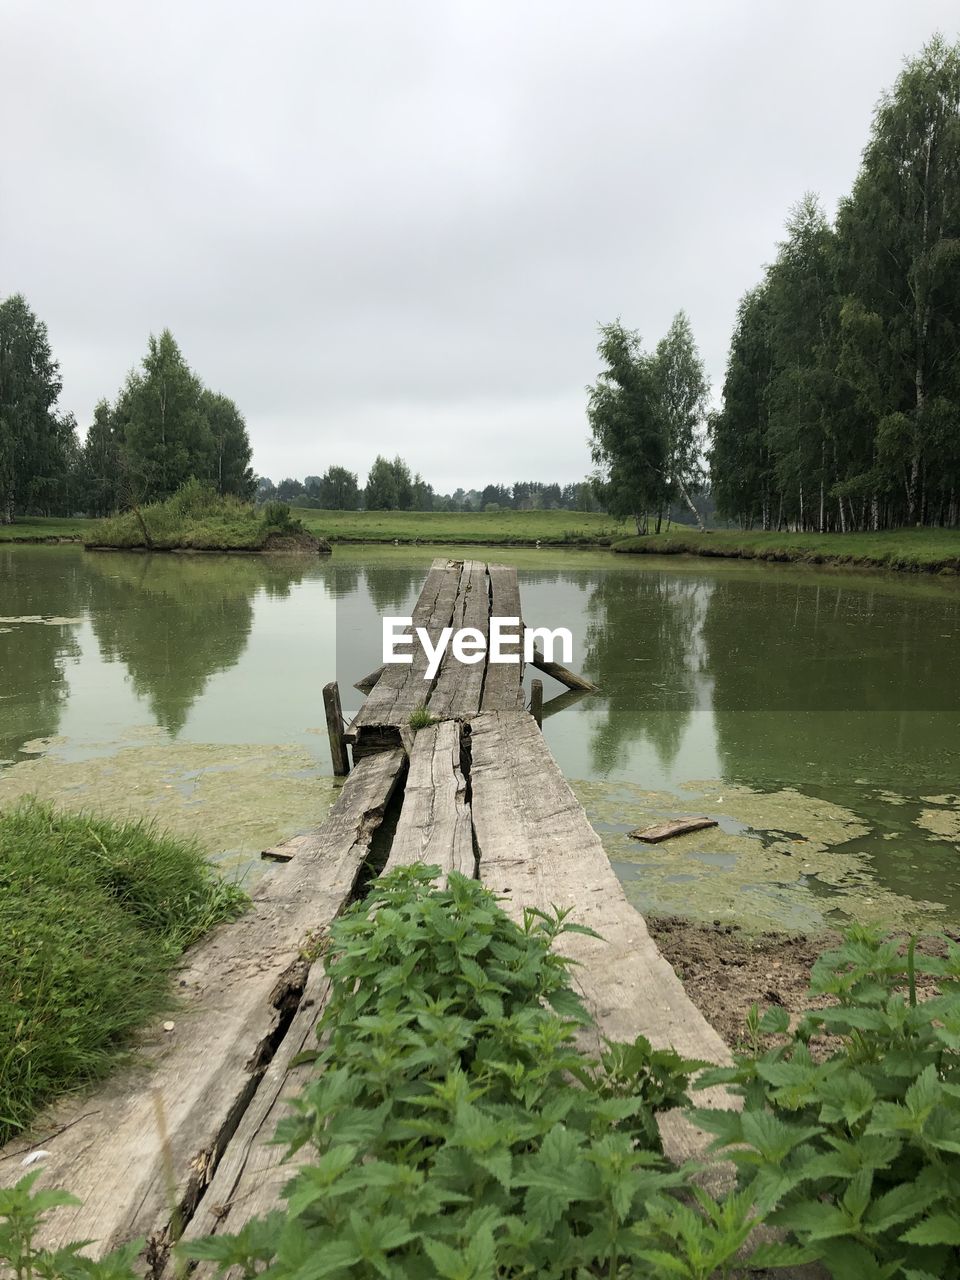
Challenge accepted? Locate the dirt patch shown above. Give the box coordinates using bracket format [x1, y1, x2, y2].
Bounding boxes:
[646, 914, 954, 1053]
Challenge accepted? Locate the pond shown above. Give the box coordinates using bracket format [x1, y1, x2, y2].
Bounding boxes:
[2, 543, 959, 933]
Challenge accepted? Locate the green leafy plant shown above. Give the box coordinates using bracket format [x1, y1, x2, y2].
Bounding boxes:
[694, 926, 960, 1279]
[184, 866, 751, 1279]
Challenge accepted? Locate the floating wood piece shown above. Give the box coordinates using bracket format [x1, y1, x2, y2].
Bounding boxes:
[323, 680, 350, 776]
[382, 721, 473, 884]
[529, 643, 599, 693]
[0, 749, 406, 1259]
[629, 817, 718, 844]
[530, 678, 543, 728]
[354, 664, 385, 694]
[469, 710, 735, 1174]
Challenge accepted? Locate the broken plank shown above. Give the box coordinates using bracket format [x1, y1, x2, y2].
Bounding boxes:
[468, 710, 735, 1170]
[382, 720, 473, 884]
[479, 564, 524, 711]
[346, 559, 461, 743]
[428, 560, 488, 719]
[629, 817, 718, 844]
[0, 749, 406, 1260]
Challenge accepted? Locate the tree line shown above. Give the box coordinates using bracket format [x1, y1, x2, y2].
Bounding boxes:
[710, 36, 960, 532]
[258, 462, 601, 513]
[0, 297, 254, 523]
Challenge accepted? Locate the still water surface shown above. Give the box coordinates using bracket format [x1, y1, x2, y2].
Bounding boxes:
[2, 544, 959, 931]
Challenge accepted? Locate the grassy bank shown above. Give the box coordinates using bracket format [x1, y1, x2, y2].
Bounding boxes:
[0, 517, 92, 542]
[613, 526, 960, 573]
[85, 484, 327, 552]
[295, 506, 627, 545]
[0, 800, 247, 1141]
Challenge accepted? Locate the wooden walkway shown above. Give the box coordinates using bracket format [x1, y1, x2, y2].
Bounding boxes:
[1, 559, 732, 1267]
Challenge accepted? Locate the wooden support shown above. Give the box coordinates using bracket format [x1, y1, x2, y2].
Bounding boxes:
[541, 687, 590, 721]
[323, 680, 350, 776]
[530, 678, 543, 728]
[354, 664, 385, 694]
[529, 643, 599, 693]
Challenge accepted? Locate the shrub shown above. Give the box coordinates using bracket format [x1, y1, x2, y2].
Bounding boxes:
[0, 800, 247, 1141]
[694, 926, 960, 1279]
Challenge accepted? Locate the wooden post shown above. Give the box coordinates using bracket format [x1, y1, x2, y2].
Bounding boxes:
[530, 679, 543, 729]
[323, 681, 350, 776]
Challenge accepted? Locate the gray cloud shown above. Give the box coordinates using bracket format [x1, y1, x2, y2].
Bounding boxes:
[2, 0, 957, 490]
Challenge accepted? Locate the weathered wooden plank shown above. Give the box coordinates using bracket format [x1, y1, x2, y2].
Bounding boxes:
[0, 750, 406, 1260]
[346, 559, 462, 743]
[175, 959, 333, 1257]
[428, 560, 489, 719]
[382, 721, 473, 883]
[629, 817, 718, 843]
[479, 564, 524, 711]
[529, 643, 599, 693]
[468, 711, 735, 1168]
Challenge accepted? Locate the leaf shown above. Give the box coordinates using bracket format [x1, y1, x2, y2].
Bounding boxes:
[901, 1213, 960, 1246]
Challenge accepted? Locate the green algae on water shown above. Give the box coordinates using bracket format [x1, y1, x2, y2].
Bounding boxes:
[0, 737, 339, 877]
[571, 776, 944, 934]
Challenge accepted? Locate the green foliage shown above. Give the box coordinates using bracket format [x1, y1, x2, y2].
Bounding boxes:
[85, 481, 313, 550]
[184, 866, 728, 1279]
[408, 703, 437, 730]
[711, 37, 960, 532]
[114, 330, 254, 504]
[365, 455, 414, 512]
[0, 799, 247, 1141]
[291, 505, 626, 545]
[0, 294, 75, 525]
[694, 926, 960, 1278]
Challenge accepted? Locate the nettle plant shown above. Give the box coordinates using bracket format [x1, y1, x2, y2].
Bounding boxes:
[185, 866, 787, 1280]
[5, 876, 960, 1280]
[694, 928, 960, 1280]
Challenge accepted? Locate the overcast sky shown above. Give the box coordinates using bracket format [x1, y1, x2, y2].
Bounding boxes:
[2, 2, 957, 492]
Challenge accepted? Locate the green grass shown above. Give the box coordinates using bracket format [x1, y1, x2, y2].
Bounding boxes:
[0, 799, 247, 1142]
[0, 517, 93, 542]
[85, 483, 324, 552]
[613, 526, 960, 573]
[294, 507, 628, 546]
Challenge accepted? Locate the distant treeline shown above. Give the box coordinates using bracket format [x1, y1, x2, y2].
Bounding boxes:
[258, 461, 602, 513]
[710, 36, 960, 532]
[0, 299, 253, 523]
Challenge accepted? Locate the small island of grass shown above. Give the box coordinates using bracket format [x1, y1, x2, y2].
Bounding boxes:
[84, 481, 332, 554]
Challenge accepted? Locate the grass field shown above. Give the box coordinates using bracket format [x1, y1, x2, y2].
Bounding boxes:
[613, 526, 960, 573]
[0, 800, 246, 1141]
[295, 507, 627, 545]
[0, 516, 92, 541]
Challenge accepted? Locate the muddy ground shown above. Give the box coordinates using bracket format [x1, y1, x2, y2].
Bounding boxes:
[646, 914, 954, 1051]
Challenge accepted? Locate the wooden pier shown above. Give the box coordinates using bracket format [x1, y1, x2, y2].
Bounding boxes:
[0, 559, 732, 1266]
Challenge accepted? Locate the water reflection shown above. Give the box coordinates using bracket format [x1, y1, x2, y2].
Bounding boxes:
[579, 573, 712, 773]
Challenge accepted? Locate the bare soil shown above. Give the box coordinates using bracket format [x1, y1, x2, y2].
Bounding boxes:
[646, 915, 953, 1052]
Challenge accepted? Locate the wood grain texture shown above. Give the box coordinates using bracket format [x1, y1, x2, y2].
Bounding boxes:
[383, 721, 473, 883]
[0, 750, 405, 1260]
[428, 560, 488, 718]
[347, 559, 461, 740]
[468, 710, 736, 1169]
[629, 817, 718, 843]
[479, 564, 525, 711]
